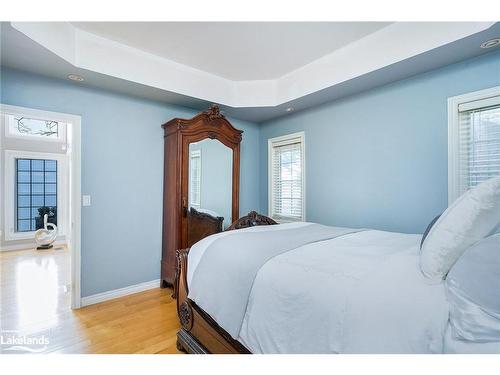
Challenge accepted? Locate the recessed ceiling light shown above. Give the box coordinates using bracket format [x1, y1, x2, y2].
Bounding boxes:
[480, 38, 500, 49]
[285, 107, 294, 112]
[67, 74, 84, 82]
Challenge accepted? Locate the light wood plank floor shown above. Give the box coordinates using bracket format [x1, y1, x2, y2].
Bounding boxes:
[1, 247, 181, 354]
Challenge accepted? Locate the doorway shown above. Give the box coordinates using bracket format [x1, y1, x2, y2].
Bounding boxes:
[0, 104, 81, 317]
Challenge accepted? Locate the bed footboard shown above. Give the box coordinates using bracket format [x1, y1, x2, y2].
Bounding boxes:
[174, 248, 250, 354]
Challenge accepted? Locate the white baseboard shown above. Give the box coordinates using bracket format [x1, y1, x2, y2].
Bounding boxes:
[0, 239, 66, 252]
[81, 279, 161, 307]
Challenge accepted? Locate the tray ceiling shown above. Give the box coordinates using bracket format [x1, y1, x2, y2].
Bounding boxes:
[2, 22, 498, 122]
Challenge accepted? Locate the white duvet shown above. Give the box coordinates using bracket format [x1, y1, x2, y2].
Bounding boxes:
[188, 223, 450, 353]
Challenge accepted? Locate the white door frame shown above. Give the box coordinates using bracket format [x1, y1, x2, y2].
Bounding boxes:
[0, 104, 82, 309]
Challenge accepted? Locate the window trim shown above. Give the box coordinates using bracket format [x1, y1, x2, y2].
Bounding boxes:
[448, 85, 500, 205]
[268, 131, 306, 222]
[3, 150, 68, 241]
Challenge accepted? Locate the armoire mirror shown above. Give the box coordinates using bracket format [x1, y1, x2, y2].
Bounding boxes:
[188, 139, 233, 229]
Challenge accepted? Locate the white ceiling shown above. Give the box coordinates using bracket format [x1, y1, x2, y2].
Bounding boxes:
[2, 22, 499, 122]
[71, 22, 392, 81]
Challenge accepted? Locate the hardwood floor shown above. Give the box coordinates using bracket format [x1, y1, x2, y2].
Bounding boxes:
[0, 247, 181, 354]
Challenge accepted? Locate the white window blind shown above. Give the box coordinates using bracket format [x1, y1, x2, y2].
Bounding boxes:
[269, 133, 305, 221]
[189, 150, 201, 208]
[457, 96, 500, 196]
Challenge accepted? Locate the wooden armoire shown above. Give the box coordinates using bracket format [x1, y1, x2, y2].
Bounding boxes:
[160, 106, 243, 287]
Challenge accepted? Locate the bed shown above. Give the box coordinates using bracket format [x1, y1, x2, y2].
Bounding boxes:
[174, 214, 452, 354]
[174, 177, 500, 354]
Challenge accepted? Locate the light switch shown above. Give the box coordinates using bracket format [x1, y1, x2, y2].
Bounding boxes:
[82, 195, 91, 206]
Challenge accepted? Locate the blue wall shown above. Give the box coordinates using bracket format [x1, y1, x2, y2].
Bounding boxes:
[2, 49, 499, 296]
[260, 50, 500, 234]
[0, 68, 261, 296]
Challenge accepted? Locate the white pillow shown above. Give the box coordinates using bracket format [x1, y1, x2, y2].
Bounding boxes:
[446, 234, 500, 342]
[420, 176, 500, 282]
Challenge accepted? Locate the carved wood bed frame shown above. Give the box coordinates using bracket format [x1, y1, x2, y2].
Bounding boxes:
[174, 211, 278, 353]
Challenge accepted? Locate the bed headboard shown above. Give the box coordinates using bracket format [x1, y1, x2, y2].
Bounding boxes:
[226, 211, 278, 231]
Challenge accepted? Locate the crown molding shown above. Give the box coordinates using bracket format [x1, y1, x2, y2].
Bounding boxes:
[11, 22, 497, 109]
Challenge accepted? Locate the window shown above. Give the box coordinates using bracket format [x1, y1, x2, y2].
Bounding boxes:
[189, 149, 201, 209]
[16, 158, 58, 232]
[268, 132, 305, 222]
[5, 114, 66, 141]
[4, 150, 66, 241]
[448, 86, 500, 203]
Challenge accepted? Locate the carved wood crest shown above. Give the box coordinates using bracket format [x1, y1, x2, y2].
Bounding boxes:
[204, 104, 225, 121]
